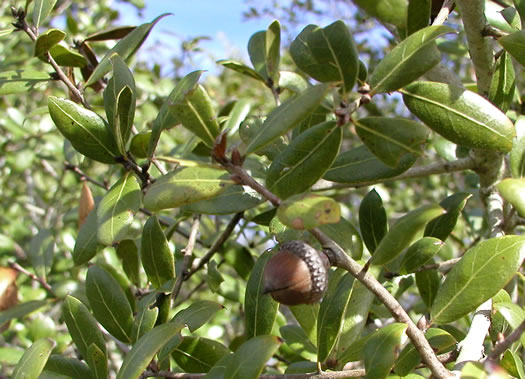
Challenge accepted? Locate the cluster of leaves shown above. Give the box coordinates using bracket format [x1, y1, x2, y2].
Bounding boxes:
[3, 0, 525, 378]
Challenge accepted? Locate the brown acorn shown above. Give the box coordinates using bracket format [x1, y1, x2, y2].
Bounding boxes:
[263, 240, 330, 306]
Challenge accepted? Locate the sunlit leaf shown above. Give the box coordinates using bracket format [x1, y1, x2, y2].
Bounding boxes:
[424, 192, 472, 241]
[224, 335, 281, 379]
[12, 338, 55, 379]
[33, 0, 57, 28]
[172, 300, 224, 332]
[172, 336, 230, 373]
[497, 178, 525, 217]
[363, 323, 407, 379]
[73, 207, 103, 265]
[34, 28, 65, 56]
[0, 69, 50, 95]
[399, 237, 445, 274]
[489, 51, 516, 113]
[248, 20, 281, 84]
[277, 193, 340, 230]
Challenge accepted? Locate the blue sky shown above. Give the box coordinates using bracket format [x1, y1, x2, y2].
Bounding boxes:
[118, 1, 276, 73]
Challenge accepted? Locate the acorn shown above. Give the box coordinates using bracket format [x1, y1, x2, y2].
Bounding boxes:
[263, 240, 330, 306]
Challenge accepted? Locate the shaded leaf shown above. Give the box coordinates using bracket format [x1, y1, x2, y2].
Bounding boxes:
[48, 97, 119, 163]
[207, 260, 224, 292]
[62, 295, 106, 359]
[352, 0, 407, 30]
[33, 0, 57, 28]
[45, 45, 87, 67]
[266, 121, 342, 199]
[501, 350, 525, 379]
[129, 131, 150, 158]
[73, 207, 103, 265]
[289, 303, 319, 345]
[224, 335, 281, 379]
[97, 172, 141, 245]
[172, 336, 230, 373]
[290, 21, 359, 94]
[224, 99, 251, 137]
[116, 239, 140, 286]
[277, 193, 340, 230]
[431, 236, 525, 324]
[243, 84, 329, 155]
[511, 117, 525, 178]
[172, 300, 224, 332]
[34, 28, 65, 57]
[497, 178, 525, 217]
[399, 237, 445, 274]
[184, 185, 262, 215]
[416, 267, 441, 310]
[359, 189, 387, 254]
[84, 26, 136, 42]
[29, 229, 54, 280]
[86, 265, 133, 343]
[424, 192, 471, 241]
[371, 204, 443, 265]
[324, 145, 417, 184]
[143, 164, 233, 211]
[44, 355, 91, 378]
[0, 69, 50, 95]
[354, 117, 428, 167]
[363, 323, 407, 379]
[280, 325, 317, 360]
[239, 116, 287, 160]
[216, 59, 265, 82]
[248, 20, 281, 83]
[86, 14, 170, 86]
[370, 25, 454, 94]
[489, 51, 516, 113]
[0, 300, 48, 329]
[402, 81, 515, 152]
[245, 251, 279, 338]
[499, 30, 525, 68]
[141, 216, 175, 288]
[131, 305, 158, 344]
[116, 323, 184, 379]
[12, 338, 55, 379]
[407, 0, 431, 35]
[87, 344, 108, 379]
[319, 217, 363, 260]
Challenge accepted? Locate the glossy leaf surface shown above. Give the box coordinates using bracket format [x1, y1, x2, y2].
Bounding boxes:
[290, 21, 359, 93]
[431, 236, 525, 323]
[243, 84, 329, 155]
[402, 81, 515, 152]
[143, 165, 233, 211]
[172, 300, 224, 332]
[12, 338, 55, 379]
[497, 178, 525, 217]
[172, 336, 230, 373]
[371, 204, 443, 265]
[48, 97, 119, 163]
[319, 217, 363, 260]
[86, 265, 133, 343]
[140, 216, 175, 288]
[424, 192, 471, 241]
[97, 173, 141, 245]
[354, 117, 427, 167]
[245, 251, 278, 338]
[266, 121, 342, 199]
[399, 237, 444, 274]
[224, 335, 281, 379]
[363, 323, 407, 379]
[277, 193, 340, 230]
[370, 26, 453, 94]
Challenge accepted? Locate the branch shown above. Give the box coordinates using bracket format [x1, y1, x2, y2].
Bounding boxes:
[142, 369, 366, 378]
[64, 162, 109, 190]
[8, 261, 55, 297]
[487, 318, 525, 361]
[416, 257, 461, 273]
[432, 0, 456, 26]
[171, 215, 201, 302]
[313, 156, 476, 191]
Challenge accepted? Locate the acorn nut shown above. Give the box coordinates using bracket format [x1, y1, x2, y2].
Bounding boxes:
[263, 240, 330, 306]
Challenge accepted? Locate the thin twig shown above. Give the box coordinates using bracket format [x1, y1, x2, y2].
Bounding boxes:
[171, 215, 201, 302]
[8, 261, 55, 297]
[187, 212, 244, 278]
[432, 0, 456, 26]
[487, 318, 525, 361]
[225, 163, 281, 206]
[142, 369, 366, 378]
[416, 257, 461, 273]
[64, 162, 109, 190]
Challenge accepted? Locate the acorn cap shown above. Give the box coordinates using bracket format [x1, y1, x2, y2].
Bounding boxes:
[263, 240, 330, 306]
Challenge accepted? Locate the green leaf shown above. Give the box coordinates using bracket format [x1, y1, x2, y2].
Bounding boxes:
[290, 21, 359, 94]
[416, 268, 441, 309]
[29, 229, 54, 280]
[73, 207, 103, 265]
[289, 304, 319, 345]
[143, 164, 233, 211]
[62, 295, 106, 359]
[266, 121, 342, 199]
[516, 0, 525, 26]
[319, 217, 363, 260]
[148, 70, 203, 157]
[359, 189, 387, 254]
[371, 204, 443, 265]
[224, 335, 281, 379]
[224, 99, 251, 137]
[494, 302, 525, 345]
[424, 192, 472, 241]
[280, 325, 317, 360]
[248, 20, 281, 84]
[0, 300, 48, 329]
[394, 328, 456, 376]
[172, 336, 230, 373]
[131, 305, 158, 344]
[184, 185, 262, 215]
[352, 0, 407, 30]
[497, 178, 525, 217]
[317, 272, 355, 362]
[172, 300, 224, 332]
[499, 30, 525, 68]
[104, 54, 136, 156]
[12, 338, 55, 379]
[277, 193, 340, 230]
[129, 131, 150, 158]
[407, 0, 431, 35]
[46, 45, 87, 67]
[0, 69, 50, 95]
[216, 59, 266, 82]
[370, 25, 454, 94]
[402, 81, 515, 152]
[169, 83, 220, 148]
[97, 172, 141, 245]
[207, 260, 224, 292]
[431, 236, 525, 324]
[363, 323, 407, 379]
[324, 145, 417, 184]
[489, 51, 516, 113]
[84, 26, 136, 42]
[48, 96, 119, 163]
[502, 6, 522, 29]
[245, 251, 279, 338]
[239, 116, 287, 160]
[34, 28, 65, 56]
[86, 344, 108, 379]
[511, 117, 525, 178]
[116, 239, 140, 286]
[279, 71, 309, 93]
[86, 265, 133, 343]
[33, 0, 57, 28]
[501, 350, 525, 379]
[140, 215, 175, 288]
[86, 14, 170, 86]
[399, 237, 445, 274]
[44, 355, 92, 378]
[243, 84, 329, 155]
[116, 323, 184, 379]
[354, 117, 428, 167]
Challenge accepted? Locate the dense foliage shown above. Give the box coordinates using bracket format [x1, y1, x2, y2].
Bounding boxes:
[2, 0, 525, 378]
